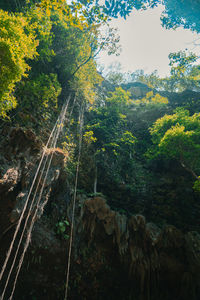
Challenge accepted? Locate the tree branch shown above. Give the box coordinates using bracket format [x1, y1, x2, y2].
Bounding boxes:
[180, 160, 200, 180]
[70, 43, 104, 78]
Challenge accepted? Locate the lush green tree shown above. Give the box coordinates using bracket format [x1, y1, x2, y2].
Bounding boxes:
[0, 0, 26, 12]
[17, 73, 61, 119]
[0, 9, 38, 117]
[2, 0, 200, 35]
[149, 108, 200, 189]
[50, 16, 103, 103]
[61, 0, 200, 35]
[82, 87, 136, 193]
[101, 0, 200, 33]
[164, 51, 200, 92]
[161, 0, 200, 33]
[135, 91, 168, 106]
[0, 0, 118, 121]
[128, 52, 200, 93]
[159, 51, 200, 93]
[105, 70, 124, 86]
[27, 1, 120, 104]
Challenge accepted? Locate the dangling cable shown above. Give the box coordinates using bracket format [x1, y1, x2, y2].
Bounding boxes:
[0, 96, 71, 299]
[0, 113, 58, 282]
[1, 98, 68, 300]
[64, 101, 85, 300]
[8, 96, 73, 300]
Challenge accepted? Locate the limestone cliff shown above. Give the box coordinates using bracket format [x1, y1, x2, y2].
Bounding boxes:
[0, 126, 200, 300]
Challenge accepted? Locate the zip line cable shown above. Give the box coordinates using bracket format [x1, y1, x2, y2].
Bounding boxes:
[0, 115, 58, 282]
[0, 97, 68, 281]
[8, 100, 70, 300]
[64, 102, 85, 300]
[8, 96, 78, 300]
[1, 98, 70, 299]
[0, 101, 66, 299]
[0, 97, 71, 300]
[0, 96, 71, 299]
[38, 95, 77, 218]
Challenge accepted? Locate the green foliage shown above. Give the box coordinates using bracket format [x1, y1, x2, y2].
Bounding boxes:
[17, 73, 61, 119]
[159, 124, 195, 158]
[80, 87, 139, 196]
[50, 13, 104, 103]
[25, 4, 54, 61]
[0, 9, 38, 117]
[86, 87, 134, 154]
[193, 178, 200, 192]
[136, 91, 168, 106]
[105, 68, 125, 86]
[131, 69, 163, 90]
[0, 0, 27, 12]
[169, 51, 198, 77]
[83, 130, 97, 144]
[56, 219, 69, 240]
[2, 0, 200, 35]
[0, 0, 114, 119]
[149, 108, 200, 184]
[107, 86, 131, 106]
[165, 51, 200, 92]
[129, 51, 200, 93]
[99, 0, 200, 33]
[161, 0, 200, 33]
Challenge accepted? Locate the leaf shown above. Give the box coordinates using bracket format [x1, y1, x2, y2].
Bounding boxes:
[105, 1, 110, 8]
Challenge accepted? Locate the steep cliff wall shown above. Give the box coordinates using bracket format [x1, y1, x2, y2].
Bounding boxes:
[0, 126, 200, 300]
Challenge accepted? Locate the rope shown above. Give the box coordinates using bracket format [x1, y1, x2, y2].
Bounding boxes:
[0, 96, 71, 299]
[8, 96, 74, 300]
[0, 116, 57, 282]
[8, 118, 64, 300]
[64, 102, 85, 300]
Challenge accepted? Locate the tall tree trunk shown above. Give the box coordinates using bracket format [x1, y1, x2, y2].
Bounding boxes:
[180, 160, 200, 180]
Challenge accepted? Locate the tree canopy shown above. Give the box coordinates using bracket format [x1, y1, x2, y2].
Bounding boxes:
[150, 108, 200, 189]
[0, 0, 122, 119]
[0, 9, 38, 117]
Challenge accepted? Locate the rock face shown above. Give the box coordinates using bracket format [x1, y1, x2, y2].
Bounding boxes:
[0, 127, 200, 300]
[74, 197, 200, 300]
[0, 127, 70, 299]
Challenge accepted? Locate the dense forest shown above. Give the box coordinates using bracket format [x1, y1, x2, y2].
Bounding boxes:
[0, 0, 200, 299]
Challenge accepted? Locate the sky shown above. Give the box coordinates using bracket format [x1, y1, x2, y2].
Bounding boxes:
[97, 5, 200, 77]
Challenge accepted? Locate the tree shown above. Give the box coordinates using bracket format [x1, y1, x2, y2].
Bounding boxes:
[0, 9, 38, 118]
[136, 91, 168, 106]
[130, 70, 163, 90]
[104, 0, 200, 33]
[17, 73, 61, 119]
[161, 0, 200, 33]
[3, 0, 118, 122]
[129, 52, 200, 93]
[160, 51, 200, 93]
[50, 15, 104, 103]
[82, 87, 136, 193]
[3, 0, 200, 35]
[149, 108, 200, 189]
[31, 1, 120, 104]
[166, 51, 200, 92]
[0, 0, 26, 12]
